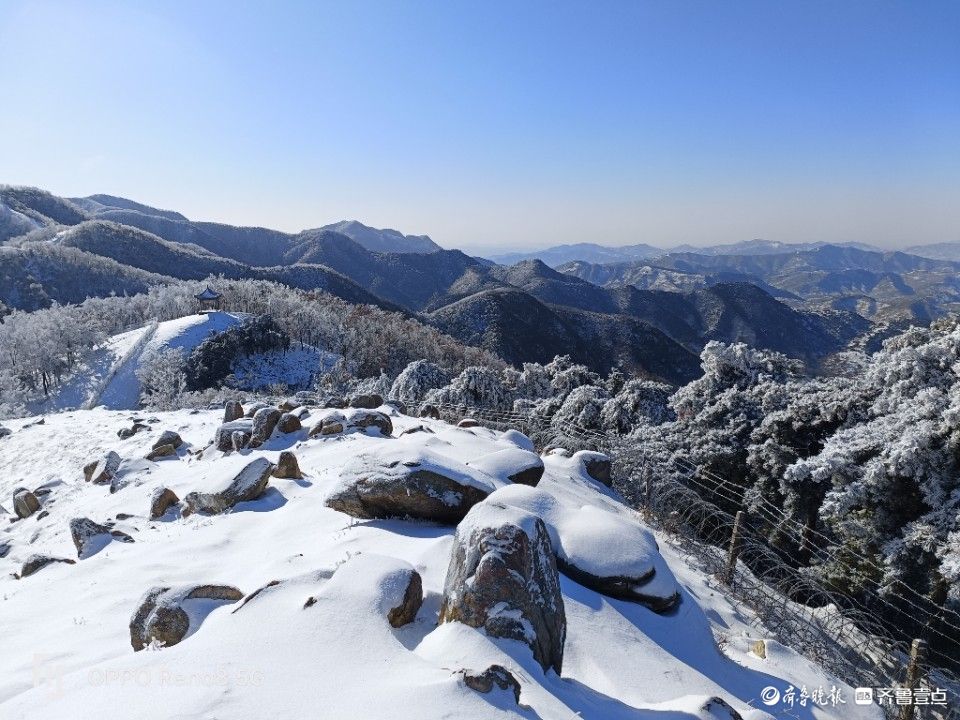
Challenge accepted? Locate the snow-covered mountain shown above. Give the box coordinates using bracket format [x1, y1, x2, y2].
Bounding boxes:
[0, 402, 879, 719]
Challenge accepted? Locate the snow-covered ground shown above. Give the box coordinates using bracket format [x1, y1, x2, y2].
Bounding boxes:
[0, 406, 882, 720]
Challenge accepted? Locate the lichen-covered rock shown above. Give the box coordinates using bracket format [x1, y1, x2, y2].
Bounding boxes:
[249, 407, 282, 447]
[276, 413, 301, 434]
[349, 393, 382, 409]
[418, 403, 441, 420]
[13, 488, 40, 519]
[146, 443, 177, 461]
[272, 451, 303, 479]
[130, 584, 243, 651]
[87, 451, 121, 485]
[439, 501, 565, 673]
[153, 430, 183, 450]
[575, 450, 612, 487]
[70, 517, 135, 559]
[182, 457, 274, 516]
[18, 554, 75, 578]
[467, 447, 544, 487]
[150, 487, 180, 519]
[214, 419, 253, 451]
[326, 450, 495, 524]
[462, 665, 522, 703]
[223, 400, 244, 422]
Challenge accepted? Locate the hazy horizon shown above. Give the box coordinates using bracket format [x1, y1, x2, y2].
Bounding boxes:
[2, 1, 958, 252]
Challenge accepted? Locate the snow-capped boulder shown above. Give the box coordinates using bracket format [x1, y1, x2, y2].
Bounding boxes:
[278, 397, 301, 412]
[117, 422, 149, 439]
[146, 443, 177, 461]
[488, 484, 680, 612]
[130, 584, 244, 651]
[231, 431, 249, 451]
[12, 488, 40, 519]
[223, 400, 244, 422]
[276, 412, 301, 434]
[183, 457, 274, 516]
[418, 403, 441, 419]
[149, 487, 180, 519]
[153, 430, 183, 449]
[0, 425, 11, 439]
[18, 554, 75, 579]
[69, 517, 135, 559]
[467, 447, 544, 486]
[349, 393, 382, 409]
[500, 429, 536, 452]
[575, 450, 613, 487]
[309, 409, 393, 438]
[214, 419, 253, 451]
[243, 401, 269, 418]
[326, 448, 497, 523]
[348, 410, 393, 436]
[310, 413, 345, 436]
[87, 450, 121, 485]
[249, 407, 282, 447]
[462, 665, 522, 704]
[386, 567, 423, 627]
[272, 451, 302, 479]
[457, 418, 480, 428]
[698, 697, 745, 720]
[439, 501, 565, 673]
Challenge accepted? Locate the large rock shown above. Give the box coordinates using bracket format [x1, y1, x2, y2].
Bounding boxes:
[223, 400, 244, 422]
[18, 554, 75, 578]
[387, 568, 423, 627]
[87, 451, 121, 485]
[467, 447, 544, 487]
[249, 407, 282, 447]
[326, 450, 495, 524]
[418, 403, 441, 420]
[214, 419, 253, 451]
[278, 397, 301, 412]
[276, 412, 301, 434]
[13, 488, 40, 519]
[150, 487, 180, 519]
[575, 450, 612, 487]
[153, 430, 183, 450]
[309, 409, 392, 438]
[70, 517, 135, 559]
[349, 393, 382, 409]
[183, 457, 274, 516]
[243, 401, 269, 418]
[439, 501, 565, 673]
[130, 584, 243, 651]
[272, 451, 303, 479]
[146, 443, 177, 461]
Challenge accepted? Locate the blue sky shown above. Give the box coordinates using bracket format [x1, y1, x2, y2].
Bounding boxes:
[1, 0, 957, 252]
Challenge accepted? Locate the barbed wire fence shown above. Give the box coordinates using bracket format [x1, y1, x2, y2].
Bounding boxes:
[396, 395, 960, 720]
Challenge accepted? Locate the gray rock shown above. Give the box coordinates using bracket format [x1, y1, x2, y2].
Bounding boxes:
[223, 400, 244, 423]
[320, 396, 346, 409]
[272, 451, 303, 479]
[150, 487, 180, 519]
[249, 407, 282, 447]
[19, 554, 75, 578]
[383, 399, 408, 415]
[153, 430, 183, 450]
[349, 393, 382, 409]
[276, 413, 301, 434]
[457, 418, 480, 428]
[214, 419, 253, 451]
[578, 451, 612, 487]
[13, 488, 40, 519]
[462, 665, 522, 703]
[231, 430, 250, 451]
[182, 457, 274, 515]
[118, 422, 149, 439]
[243, 401, 270, 418]
[0, 541, 10, 558]
[88, 451, 122, 485]
[418, 403, 441, 419]
[349, 410, 393, 436]
[69, 517, 135, 558]
[278, 397, 301, 412]
[387, 568, 423, 627]
[439, 502, 566, 674]
[0, 426, 11, 439]
[146, 443, 177, 461]
[130, 584, 243, 651]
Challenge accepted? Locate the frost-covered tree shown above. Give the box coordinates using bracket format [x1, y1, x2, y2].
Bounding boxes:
[389, 360, 451, 401]
[427, 366, 513, 411]
[136, 348, 187, 409]
[600, 379, 675, 434]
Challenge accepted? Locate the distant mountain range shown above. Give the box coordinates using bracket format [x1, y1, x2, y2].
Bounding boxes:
[4, 184, 956, 382]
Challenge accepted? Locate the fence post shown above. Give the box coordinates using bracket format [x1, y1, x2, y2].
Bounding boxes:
[899, 638, 927, 720]
[722, 511, 745, 585]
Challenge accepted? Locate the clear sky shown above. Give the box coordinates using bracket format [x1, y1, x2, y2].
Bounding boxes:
[1, 0, 957, 252]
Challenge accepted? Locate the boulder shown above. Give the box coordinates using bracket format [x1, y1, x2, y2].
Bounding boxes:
[13, 488, 40, 519]
[387, 568, 423, 627]
[0, 541, 10, 558]
[576, 450, 612, 487]
[153, 430, 183, 450]
[349, 393, 382, 409]
[349, 410, 393, 437]
[223, 400, 244, 422]
[231, 431, 250, 451]
[18, 554, 75, 578]
[320, 396, 346, 409]
[440, 501, 565, 673]
[383, 399, 408, 415]
[418, 403, 441, 420]
[276, 413, 301, 434]
[82, 460, 98, 482]
[458, 418, 480, 428]
[278, 397, 301, 412]
[310, 416, 345, 437]
[293, 391, 318, 404]
[399, 425, 433, 436]
[462, 665, 522, 704]
[0, 426, 11, 439]
[130, 584, 243, 651]
[118, 422, 149, 439]
[182, 457, 274, 516]
[149, 487, 180, 519]
[467, 447, 544, 487]
[272, 451, 303, 479]
[214, 419, 253, 451]
[698, 697, 744, 720]
[70, 517, 135, 558]
[146, 443, 177, 461]
[243, 401, 269, 418]
[326, 450, 494, 524]
[88, 451, 122, 485]
[249, 407, 282, 447]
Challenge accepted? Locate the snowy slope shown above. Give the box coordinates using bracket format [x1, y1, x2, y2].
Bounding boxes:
[0, 407, 882, 720]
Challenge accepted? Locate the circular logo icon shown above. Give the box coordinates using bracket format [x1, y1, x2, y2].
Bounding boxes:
[760, 686, 781, 706]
